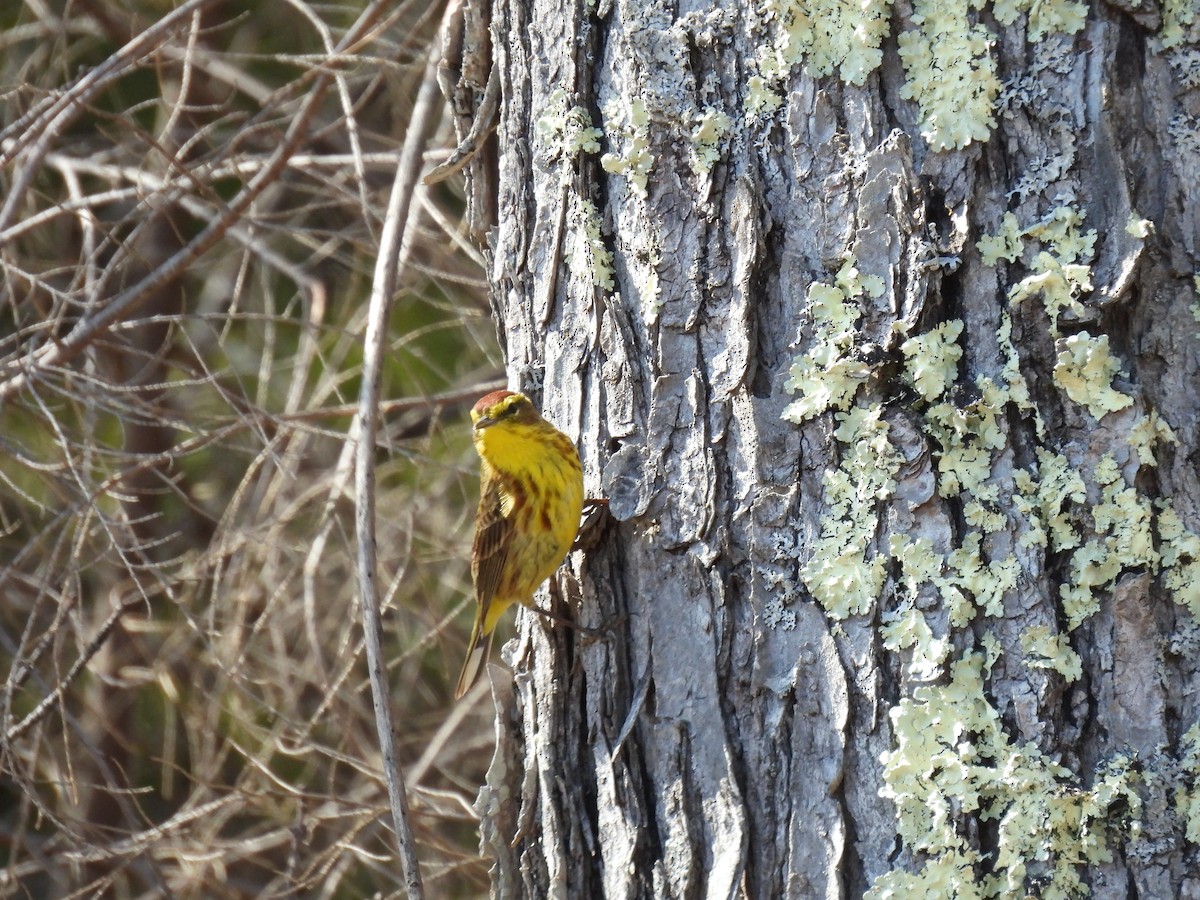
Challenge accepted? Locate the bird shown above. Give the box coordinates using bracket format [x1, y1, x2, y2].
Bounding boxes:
[455, 389, 584, 699]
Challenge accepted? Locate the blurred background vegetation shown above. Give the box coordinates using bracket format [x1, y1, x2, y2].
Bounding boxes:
[0, 0, 502, 895]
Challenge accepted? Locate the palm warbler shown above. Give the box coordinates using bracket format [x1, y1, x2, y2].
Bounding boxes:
[455, 390, 584, 699]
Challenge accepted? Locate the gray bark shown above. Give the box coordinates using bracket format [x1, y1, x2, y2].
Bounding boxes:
[461, 0, 1200, 895]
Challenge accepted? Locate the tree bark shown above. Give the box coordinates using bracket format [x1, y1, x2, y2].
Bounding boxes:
[470, 0, 1200, 895]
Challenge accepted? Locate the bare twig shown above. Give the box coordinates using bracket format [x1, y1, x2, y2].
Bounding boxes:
[0, 0, 222, 229]
[0, 0, 407, 409]
[5, 594, 144, 742]
[0, 90, 333, 406]
[354, 4, 452, 898]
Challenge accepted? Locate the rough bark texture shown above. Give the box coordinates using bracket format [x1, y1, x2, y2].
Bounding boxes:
[465, 0, 1200, 895]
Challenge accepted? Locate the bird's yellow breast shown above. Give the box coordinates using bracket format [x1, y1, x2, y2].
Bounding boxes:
[475, 420, 584, 600]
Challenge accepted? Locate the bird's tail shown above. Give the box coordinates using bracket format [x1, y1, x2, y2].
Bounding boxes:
[455, 616, 496, 699]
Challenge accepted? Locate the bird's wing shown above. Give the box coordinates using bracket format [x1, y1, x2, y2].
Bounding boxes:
[472, 473, 514, 617]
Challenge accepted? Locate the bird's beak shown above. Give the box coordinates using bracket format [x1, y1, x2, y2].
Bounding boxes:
[472, 415, 495, 431]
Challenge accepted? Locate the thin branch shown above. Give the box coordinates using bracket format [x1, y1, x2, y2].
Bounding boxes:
[0, 0, 222, 229]
[0, 0, 406, 409]
[354, 5, 453, 898]
[0, 92, 333, 407]
[5, 594, 144, 742]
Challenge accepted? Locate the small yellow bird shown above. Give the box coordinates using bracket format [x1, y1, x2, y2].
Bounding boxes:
[455, 390, 584, 699]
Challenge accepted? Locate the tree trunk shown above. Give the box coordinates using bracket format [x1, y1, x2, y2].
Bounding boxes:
[467, 0, 1200, 895]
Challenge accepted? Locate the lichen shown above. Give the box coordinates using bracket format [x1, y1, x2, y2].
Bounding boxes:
[536, 88, 603, 163]
[897, 0, 1000, 150]
[872, 652, 1141, 898]
[563, 196, 615, 293]
[690, 107, 731, 175]
[1169, 112, 1200, 158]
[1160, 504, 1200, 618]
[881, 606, 951, 680]
[945, 534, 1018, 622]
[1020, 625, 1082, 682]
[761, 593, 798, 630]
[756, 0, 892, 88]
[1176, 723, 1200, 843]
[923, 379, 1008, 531]
[1061, 454, 1157, 629]
[600, 98, 653, 198]
[1128, 410, 1178, 467]
[981, 206, 1097, 336]
[801, 405, 902, 619]
[1126, 214, 1154, 239]
[902, 319, 964, 401]
[977, 212, 1024, 266]
[1161, 0, 1199, 49]
[1013, 448, 1086, 551]
[890, 532, 1017, 629]
[996, 311, 1043, 435]
[1191, 278, 1200, 337]
[745, 74, 784, 119]
[1052, 331, 1134, 420]
[992, 0, 1087, 42]
[782, 256, 882, 424]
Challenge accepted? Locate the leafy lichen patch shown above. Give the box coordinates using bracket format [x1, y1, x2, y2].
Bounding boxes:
[870, 652, 1142, 897]
[902, 319, 964, 402]
[801, 405, 903, 619]
[782, 256, 882, 424]
[755, 0, 892, 88]
[600, 98, 653, 198]
[897, 0, 1001, 150]
[1051, 331, 1134, 420]
[536, 88, 603, 164]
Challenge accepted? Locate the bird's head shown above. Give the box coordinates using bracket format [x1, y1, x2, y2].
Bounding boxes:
[471, 390, 541, 431]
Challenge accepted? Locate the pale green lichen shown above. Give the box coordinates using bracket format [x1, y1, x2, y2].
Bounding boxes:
[1008, 254, 1094, 334]
[1126, 214, 1154, 238]
[1162, 0, 1198, 48]
[745, 74, 784, 119]
[690, 107, 731, 175]
[993, 0, 1087, 42]
[872, 652, 1141, 898]
[947, 534, 1018, 623]
[923, 380, 1009, 534]
[801, 405, 902, 619]
[600, 98, 653, 198]
[1191, 278, 1200, 337]
[536, 88, 603, 162]
[898, 0, 1000, 150]
[881, 607, 951, 680]
[1160, 505, 1200, 618]
[977, 212, 1024, 266]
[884, 536, 953, 679]
[1013, 448, 1086, 551]
[639, 247, 663, 325]
[782, 256, 882, 424]
[981, 207, 1097, 336]
[996, 311, 1043, 435]
[1024, 206, 1098, 265]
[1176, 723, 1200, 843]
[564, 196, 615, 292]
[1020, 626, 1082, 682]
[756, 0, 892, 88]
[1052, 331, 1134, 420]
[1061, 455, 1157, 629]
[752, 0, 1086, 152]
[1128, 410, 1178, 467]
[866, 850, 980, 899]
[890, 532, 1017, 629]
[902, 319, 964, 401]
